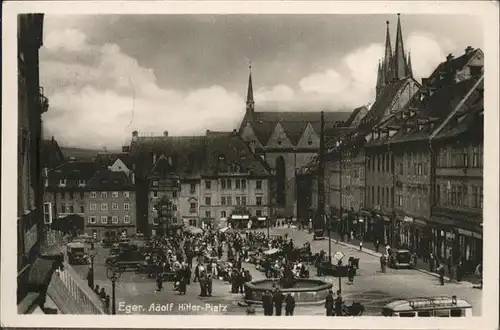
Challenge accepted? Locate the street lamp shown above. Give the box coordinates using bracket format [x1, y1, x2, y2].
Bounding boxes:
[106, 266, 122, 315]
[87, 247, 97, 289]
[327, 219, 332, 264]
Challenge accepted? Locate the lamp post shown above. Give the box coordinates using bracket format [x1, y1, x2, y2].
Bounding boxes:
[87, 247, 97, 289]
[106, 266, 122, 315]
[327, 219, 332, 264]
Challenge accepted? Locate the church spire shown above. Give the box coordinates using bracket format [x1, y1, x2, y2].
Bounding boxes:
[393, 13, 407, 80]
[376, 59, 385, 97]
[383, 20, 393, 83]
[407, 51, 413, 78]
[246, 63, 254, 113]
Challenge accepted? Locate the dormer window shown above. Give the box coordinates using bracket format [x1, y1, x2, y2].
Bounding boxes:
[277, 139, 282, 145]
[218, 154, 225, 161]
[389, 129, 397, 137]
[78, 179, 86, 187]
[307, 137, 313, 145]
[410, 110, 415, 117]
[402, 112, 407, 119]
[59, 179, 67, 187]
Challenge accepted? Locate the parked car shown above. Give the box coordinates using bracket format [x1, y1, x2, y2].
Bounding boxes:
[313, 228, 325, 240]
[388, 249, 413, 269]
[66, 242, 88, 265]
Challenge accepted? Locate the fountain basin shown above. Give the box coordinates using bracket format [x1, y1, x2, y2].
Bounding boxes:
[244, 278, 333, 306]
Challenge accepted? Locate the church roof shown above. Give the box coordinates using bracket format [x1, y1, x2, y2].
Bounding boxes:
[149, 155, 179, 179]
[47, 161, 98, 189]
[94, 152, 134, 170]
[40, 137, 65, 169]
[250, 111, 352, 146]
[344, 106, 368, 127]
[358, 77, 410, 133]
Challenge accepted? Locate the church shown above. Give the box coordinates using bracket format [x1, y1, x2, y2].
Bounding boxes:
[237, 66, 367, 219]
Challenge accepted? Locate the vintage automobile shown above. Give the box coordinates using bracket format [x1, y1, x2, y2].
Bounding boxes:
[106, 246, 144, 271]
[66, 242, 88, 265]
[316, 260, 354, 277]
[388, 249, 413, 269]
[313, 228, 325, 240]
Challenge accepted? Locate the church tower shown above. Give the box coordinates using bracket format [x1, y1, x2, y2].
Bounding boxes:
[393, 13, 408, 80]
[246, 64, 255, 114]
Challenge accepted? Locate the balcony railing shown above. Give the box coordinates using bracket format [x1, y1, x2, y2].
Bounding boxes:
[39, 87, 49, 113]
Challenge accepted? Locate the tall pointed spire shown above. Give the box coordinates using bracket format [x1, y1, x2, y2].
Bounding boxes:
[407, 51, 413, 78]
[246, 62, 255, 113]
[383, 20, 393, 83]
[393, 13, 407, 80]
[376, 60, 384, 97]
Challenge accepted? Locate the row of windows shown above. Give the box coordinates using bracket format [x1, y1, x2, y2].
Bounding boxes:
[395, 186, 429, 212]
[90, 191, 130, 199]
[367, 153, 394, 173]
[203, 209, 264, 219]
[58, 179, 86, 186]
[435, 184, 483, 209]
[58, 204, 85, 214]
[397, 161, 429, 176]
[88, 215, 131, 224]
[437, 145, 483, 168]
[58, 191, 131, 200]
[367, 185, 395, 209]
[89, 203, 131, 211]
[203, 196, 263, 206]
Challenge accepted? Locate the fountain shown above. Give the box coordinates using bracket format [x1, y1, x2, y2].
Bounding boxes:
[244, 277, 333, 305]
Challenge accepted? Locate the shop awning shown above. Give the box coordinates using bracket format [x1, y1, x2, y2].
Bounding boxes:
[257, 217, 267, 221]
[231, 214, 250, 220]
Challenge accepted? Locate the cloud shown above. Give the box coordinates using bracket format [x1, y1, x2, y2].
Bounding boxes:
[41, 30, 243, 149]
[40, 28, 454, 149]
[254, 33, 455, 112]
[44, 29, 90, 52]
[406, 32, 457, 79]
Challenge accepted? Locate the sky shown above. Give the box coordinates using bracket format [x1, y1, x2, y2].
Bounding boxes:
[39, 14, 484, 149]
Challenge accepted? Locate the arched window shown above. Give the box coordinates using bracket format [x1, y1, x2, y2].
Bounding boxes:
[276, 156, 286, 207]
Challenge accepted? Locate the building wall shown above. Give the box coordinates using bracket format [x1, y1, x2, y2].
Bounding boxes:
[178, 181, 200, 226]
[264, 151, 316, 217]
[84, 190, 137, 237]
[147, 178, 180, 230]
[17, 14, 46, 270]
[365, 147, 394, 215]
[44, 191, 86, 219]
[198, 177, 271, 227]
[343, 148, 365, 213]
[393, 144, 432, 220]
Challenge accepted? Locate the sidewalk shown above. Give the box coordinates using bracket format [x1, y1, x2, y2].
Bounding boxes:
[301, 229, 481, 288]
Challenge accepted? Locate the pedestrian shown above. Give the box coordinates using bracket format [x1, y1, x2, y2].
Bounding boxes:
[206, 274, 213, 297]
[99, 287, 106, 300]
[335, 290, 343, 316]
[325, 290, 334, 316]
[156, 272, 163, 292]
[104, 294, 110, 313]
[456, 260, 463, 282]
[438, 264, 445, 286]
[94, 284, 100, 294]
[199, 272, 207, 296]
[380, 255, 386, 273]
[375, 240, 380, 253]
[429, 253, 435, 273]
[285, 293, 295, 316]
[273, 288, 284, 316]
[87, 268, 94, 288]
[262, 290, 273, 316]
[347, 265, 355, 284]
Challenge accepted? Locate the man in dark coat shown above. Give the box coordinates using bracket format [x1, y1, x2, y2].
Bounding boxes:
[273, 288, 284, 316]
[325, 290, 334, 316]
[335, 290, 343, 316]
[262, 290, 273, 316]
[156, 273, 163, 292]
[438, 264, 445, 285]
[199, 272, 207, 296]
[285, 293, 295, 316]
[206, 274, 213, 297]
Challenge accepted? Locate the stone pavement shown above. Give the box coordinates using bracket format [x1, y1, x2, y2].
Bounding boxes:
[270, 227, 482, 316]
[323, 230, 481, 286]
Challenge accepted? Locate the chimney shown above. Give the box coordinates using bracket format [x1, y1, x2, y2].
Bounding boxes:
[122, 146, 130, 152]
[232, 129, 237, 136]
[465, 46, 474, 54]
[163, 131, 168, 137]
[132, 130, 139, 142]
[446, 53, 454, 62]
[131, 172, 135, 184]
[206, 130, 210, 135]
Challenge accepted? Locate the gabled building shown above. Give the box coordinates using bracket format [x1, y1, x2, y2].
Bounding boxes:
[129, 130, 273, 233]
[365, 45, 483, 273]
[238, 66, 353, 218]
[40, 136, 65, 170]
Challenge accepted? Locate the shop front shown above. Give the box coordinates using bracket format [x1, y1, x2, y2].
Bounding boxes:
[257, 216, 268, 229]
[229, 214, 250, 230]
[456, 227, 482, 275]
